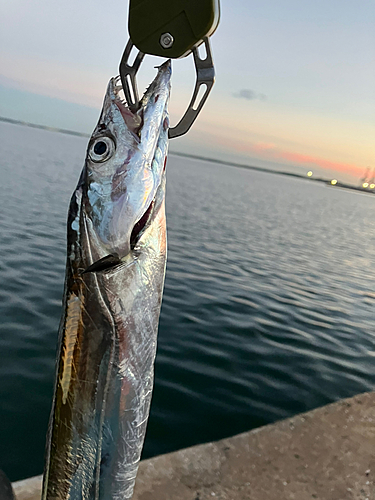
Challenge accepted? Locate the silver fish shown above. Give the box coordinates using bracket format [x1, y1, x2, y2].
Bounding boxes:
[42, 61, 171, 500]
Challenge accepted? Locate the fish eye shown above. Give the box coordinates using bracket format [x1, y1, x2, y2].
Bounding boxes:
[89, 136, 115, 163]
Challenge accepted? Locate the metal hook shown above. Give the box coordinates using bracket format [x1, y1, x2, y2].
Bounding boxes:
[118, 37, 215, 138]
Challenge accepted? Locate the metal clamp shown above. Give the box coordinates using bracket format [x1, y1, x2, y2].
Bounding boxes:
[119, 39, 145, 114]
[119, 37, 215, 139]
[169, 38, 215, 138]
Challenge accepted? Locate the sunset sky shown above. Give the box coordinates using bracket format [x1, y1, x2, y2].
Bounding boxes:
[1, 0, 374, 184]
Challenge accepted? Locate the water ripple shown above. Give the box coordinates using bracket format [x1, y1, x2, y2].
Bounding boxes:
[0, 123, 374, 480]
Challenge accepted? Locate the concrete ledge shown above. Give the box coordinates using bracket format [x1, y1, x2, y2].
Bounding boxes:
[13, 392, 375, 500]
[12, 476, 42, 500]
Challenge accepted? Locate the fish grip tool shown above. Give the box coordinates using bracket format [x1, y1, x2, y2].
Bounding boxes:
[120, 0, 220, 138]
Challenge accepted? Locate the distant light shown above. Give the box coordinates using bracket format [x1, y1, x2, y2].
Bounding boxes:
[331, 179, 338, 185]
[370, 184, 375, 189]
[307, 171, 313, 177]
[363, 182, 369, 188]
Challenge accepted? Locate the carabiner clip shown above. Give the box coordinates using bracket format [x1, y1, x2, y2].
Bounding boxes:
[119, 37, 215, 139]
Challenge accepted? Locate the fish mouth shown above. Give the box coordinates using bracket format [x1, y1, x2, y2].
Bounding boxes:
[84, 62, 170, 275]
[112, 81, 143, 137]
[111, 59, 172, 137]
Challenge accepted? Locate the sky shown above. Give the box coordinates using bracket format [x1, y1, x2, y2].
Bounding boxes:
[1, 0, 374, 184]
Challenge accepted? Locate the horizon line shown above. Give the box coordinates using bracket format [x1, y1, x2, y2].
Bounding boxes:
[1, 116, 366, 191]
[0, 115, 308, 179]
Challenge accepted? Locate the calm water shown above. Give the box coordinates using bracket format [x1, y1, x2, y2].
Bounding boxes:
[0, 121, 374, 481]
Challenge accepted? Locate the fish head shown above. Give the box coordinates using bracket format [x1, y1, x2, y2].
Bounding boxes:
[77, 60, 171, 267]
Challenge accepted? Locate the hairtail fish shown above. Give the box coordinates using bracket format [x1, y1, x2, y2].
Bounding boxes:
[42, 60, 171, 500]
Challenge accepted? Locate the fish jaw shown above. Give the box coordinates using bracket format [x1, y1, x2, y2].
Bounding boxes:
[80, 60, 171, 266]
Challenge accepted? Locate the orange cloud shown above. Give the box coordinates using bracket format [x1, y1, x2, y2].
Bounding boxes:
[277, 150, 363, 177]
[252, 142, 277, 153]
[222, 138, 363, 178]
[191, 122, 367, 180]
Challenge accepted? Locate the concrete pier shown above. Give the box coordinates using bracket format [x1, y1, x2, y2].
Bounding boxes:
[12, 391, 374, 500]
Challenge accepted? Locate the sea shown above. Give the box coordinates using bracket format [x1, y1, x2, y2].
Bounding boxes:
[0, 121, 374, 481]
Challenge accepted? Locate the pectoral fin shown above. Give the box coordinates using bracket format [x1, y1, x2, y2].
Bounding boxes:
[83, 254, 122, 274]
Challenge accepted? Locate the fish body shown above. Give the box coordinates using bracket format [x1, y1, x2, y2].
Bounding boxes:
[42, 62, 171, 500]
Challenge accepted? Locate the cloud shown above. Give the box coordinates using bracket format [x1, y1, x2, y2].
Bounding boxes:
[204, 130, 364, 179]
[276, 150, 363, 177]
[233, 89, 267, 101]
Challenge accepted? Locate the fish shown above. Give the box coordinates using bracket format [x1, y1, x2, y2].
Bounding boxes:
[42, 60, 171, 500]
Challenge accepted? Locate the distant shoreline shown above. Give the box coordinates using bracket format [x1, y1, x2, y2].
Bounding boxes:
[1, 116, 373, 196]
[0, 116, 91, 138]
